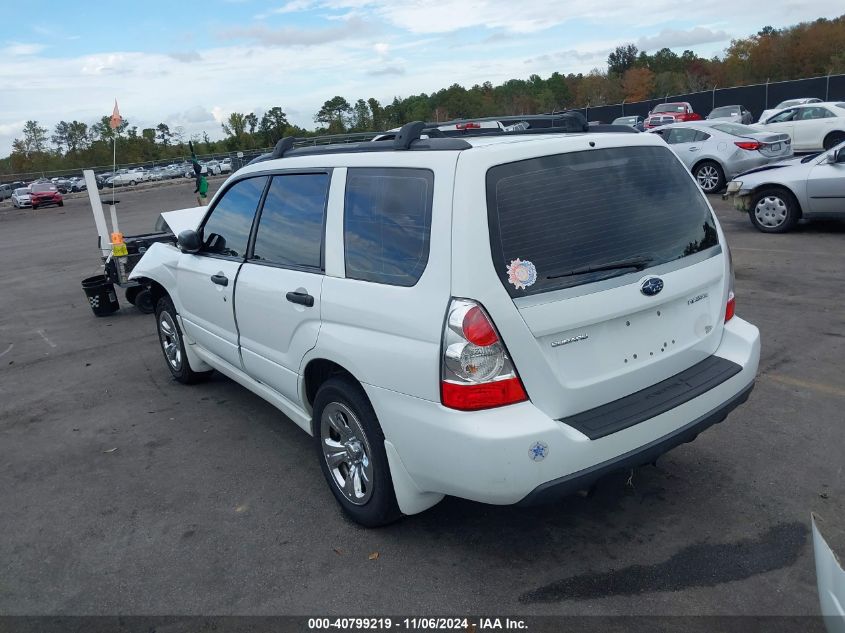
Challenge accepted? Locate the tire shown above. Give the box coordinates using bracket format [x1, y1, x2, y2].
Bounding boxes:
[749, 188, 800, 233]
[314, 376, 402, 527]
[155, 296, 213, 384]
[134, 289, 155, 314]
[130, 180, 136, 186]
[823, 132, 845, 151]
[32, 204, 38, 210]
[58, 201, 64, 207]
[693, 160, 726, 194]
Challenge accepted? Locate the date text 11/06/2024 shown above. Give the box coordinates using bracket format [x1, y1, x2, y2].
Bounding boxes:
[307, 617, 529, 630]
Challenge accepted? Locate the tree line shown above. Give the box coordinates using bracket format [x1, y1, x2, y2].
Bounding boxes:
[3, 14, 843, 178]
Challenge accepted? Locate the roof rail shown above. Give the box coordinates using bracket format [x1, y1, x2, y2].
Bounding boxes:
[242, 113, 636, 166]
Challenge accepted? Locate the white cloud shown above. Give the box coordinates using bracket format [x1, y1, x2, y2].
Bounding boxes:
[637, 27, 732, 51]
[1, 42, 47, 57]
[222, 16, 378, 46]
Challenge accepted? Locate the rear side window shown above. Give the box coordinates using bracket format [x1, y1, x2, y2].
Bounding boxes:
[251, 173, 329, 269]
[201, 176, 267, 258]
[486, 146, 718, 297]
[343, 167, 433, 286]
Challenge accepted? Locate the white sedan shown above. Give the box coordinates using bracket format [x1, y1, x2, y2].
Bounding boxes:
[758, 102, 845, 152]
[11, 187, 31, 208]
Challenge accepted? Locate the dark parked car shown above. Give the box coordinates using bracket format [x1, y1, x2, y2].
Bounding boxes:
[612, 115, 645, 131]
[29, 183, 63, 209]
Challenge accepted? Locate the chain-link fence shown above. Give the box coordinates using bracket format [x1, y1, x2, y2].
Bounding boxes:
[581, 73, 845, 123]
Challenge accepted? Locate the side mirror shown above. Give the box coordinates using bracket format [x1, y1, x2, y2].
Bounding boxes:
[834, 149, 845, 164]
[177, 229, 201, 253]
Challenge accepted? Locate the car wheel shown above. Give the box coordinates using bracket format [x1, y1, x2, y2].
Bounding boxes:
[155, 296, 213, 384]
[823, 132, 845, 151]
[749, 188, 800, 233]
[314, 376, 402, 527]
[58, 201, 64, 207]
[694, 161, 726, 193]
[32, 204, 38, 209]
[130, 180, 136, 186]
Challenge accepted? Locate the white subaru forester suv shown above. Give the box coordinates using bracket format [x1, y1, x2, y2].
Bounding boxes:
[132, 116, 760, 526]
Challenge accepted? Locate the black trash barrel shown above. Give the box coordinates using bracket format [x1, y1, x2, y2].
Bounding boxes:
[81, 275, 120, 317]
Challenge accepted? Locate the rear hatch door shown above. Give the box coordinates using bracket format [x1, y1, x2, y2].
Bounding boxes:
[453, 138, 730, 422]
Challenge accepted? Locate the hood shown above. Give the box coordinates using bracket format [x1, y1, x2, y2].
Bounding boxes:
[156, 206, 207, 234]
[736, 155, 807, 178]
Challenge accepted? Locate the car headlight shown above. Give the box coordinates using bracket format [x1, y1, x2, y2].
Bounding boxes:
[726, 181, 743, 194]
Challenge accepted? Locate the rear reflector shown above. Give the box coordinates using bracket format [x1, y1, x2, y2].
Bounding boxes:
[441, 377, 527, 411]
[734, 141, 762, 151]
[725, 290, 736, 322]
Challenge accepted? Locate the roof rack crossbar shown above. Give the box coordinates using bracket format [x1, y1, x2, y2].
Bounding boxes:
[393, 121, 427, 150]
[271, 137, 296, 159]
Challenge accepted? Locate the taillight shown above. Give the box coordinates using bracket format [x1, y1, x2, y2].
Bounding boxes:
[441, 298, 527, 411]
[725, 247, 736, 322]
[734, 141, 761, 151]
[455, 122, 481, 130]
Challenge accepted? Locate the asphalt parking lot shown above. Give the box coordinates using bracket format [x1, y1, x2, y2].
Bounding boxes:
[0, 183, 843, 621]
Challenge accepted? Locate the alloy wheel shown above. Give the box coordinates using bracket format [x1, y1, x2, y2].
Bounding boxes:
[320, 401, 374, 505]
[158, 311, 182, 371]
[696, 165, 720, 192]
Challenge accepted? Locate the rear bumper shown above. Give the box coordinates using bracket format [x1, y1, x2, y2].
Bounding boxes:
[517, 382, 753, 505]
[368, 317, 760, 510]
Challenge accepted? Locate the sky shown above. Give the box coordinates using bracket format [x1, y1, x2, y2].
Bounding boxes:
[1, 0, 843, 156]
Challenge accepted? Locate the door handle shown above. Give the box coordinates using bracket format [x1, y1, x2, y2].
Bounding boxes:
[286, 291, 314, 307]
[210, 273, 228, 287]
[688, 147, 699, 151]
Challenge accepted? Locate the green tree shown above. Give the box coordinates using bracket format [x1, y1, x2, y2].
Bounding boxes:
[350, 99, 372, 131]
[17, 120, 49, 156]
[314, 96, 352, 133]
[258, 107, 290, 145]
[608, 44, 639, 75]
[156, 123, 172, 147]
[222, 112, 247, 138]
[245, 113, 258, 136]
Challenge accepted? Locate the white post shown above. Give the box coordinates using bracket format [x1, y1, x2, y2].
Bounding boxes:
[83, 169, 111, 258]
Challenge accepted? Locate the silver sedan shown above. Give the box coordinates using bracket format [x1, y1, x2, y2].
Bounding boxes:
[649, 121, 793, 193]
[724, 140, 845, 232]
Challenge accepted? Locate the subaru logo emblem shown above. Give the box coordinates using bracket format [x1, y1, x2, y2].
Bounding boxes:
[641, 277, 664, 296]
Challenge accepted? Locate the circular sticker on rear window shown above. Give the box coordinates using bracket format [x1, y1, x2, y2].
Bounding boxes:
[507, 258, 537, 290]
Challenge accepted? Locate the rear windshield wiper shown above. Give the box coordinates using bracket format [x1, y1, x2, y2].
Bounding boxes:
[546, 256, 654, 280]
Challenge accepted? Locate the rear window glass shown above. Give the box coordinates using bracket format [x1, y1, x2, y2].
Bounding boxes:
[711, 122, 760, 136]
[486, 146, 718, 297]
[344, 167, 433, 286]
[654, 104, 686, 113]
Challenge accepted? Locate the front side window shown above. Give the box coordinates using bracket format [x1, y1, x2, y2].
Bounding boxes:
[486, 146, 719, 297]
[344, 167, 434, 287]
[769, 109, 797, 123]
[251, 173, 329, 269]
[201, 176, 267, 258]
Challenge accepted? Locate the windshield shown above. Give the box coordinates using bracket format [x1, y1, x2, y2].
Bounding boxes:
[31, 184, 56, 192]
[654, 104, 686, 113]
[613, 117, 637, 125]
[14, 188, 28, 195]
[486, 146, 718, 297]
